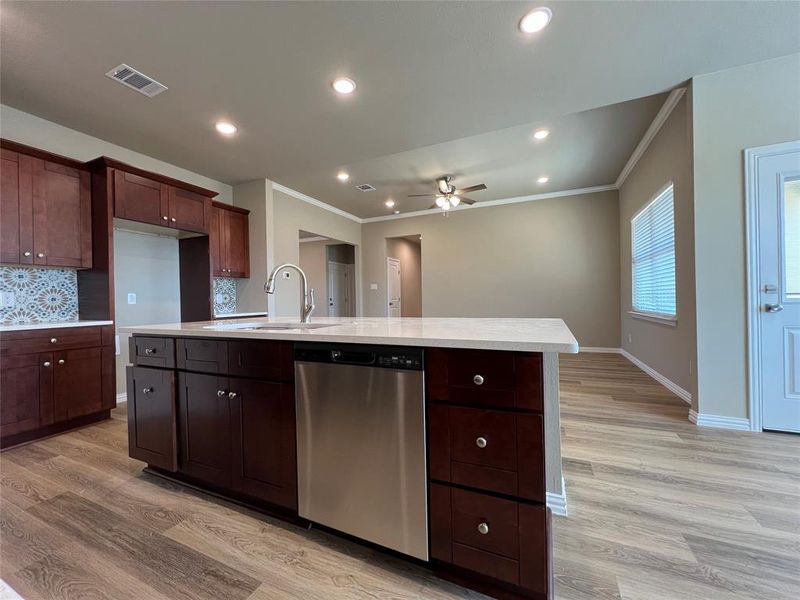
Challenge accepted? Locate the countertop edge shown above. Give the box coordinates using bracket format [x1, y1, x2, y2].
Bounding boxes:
[0, 320, 114, 333]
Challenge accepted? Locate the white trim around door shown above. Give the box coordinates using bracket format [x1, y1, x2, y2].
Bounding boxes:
[745, 140, 800, 432]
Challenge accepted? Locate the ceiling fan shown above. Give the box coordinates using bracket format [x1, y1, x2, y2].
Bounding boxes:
[408, 176, 487, 211]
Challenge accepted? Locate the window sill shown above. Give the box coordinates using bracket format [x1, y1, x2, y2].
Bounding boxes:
[628, 311, 677, 327]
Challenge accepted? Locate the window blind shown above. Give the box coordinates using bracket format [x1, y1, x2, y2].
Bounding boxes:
[632, 184, 676, 317]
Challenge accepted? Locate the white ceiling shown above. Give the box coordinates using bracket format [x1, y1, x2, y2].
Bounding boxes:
[1, 1, 798, 217]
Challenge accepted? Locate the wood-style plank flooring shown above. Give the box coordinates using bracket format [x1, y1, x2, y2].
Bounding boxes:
[1, 352, 798, 599]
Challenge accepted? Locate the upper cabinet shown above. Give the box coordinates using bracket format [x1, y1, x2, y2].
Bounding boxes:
[211, 201, 250, 278]
[0, 143, 92, 269]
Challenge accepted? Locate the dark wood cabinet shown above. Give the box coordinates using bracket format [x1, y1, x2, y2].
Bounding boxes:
[170, 186, 209, 234]
[230, 378, 297, 509]
[0, 352, 53, 438]
[0, 146, 91, 268]
[178, 371, 233, 487]
[53, 347, 104, 421]
[127, 366, 177, 472]
[211, 201, 250, 278]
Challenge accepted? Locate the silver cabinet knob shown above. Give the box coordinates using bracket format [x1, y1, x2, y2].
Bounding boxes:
[37, 252, 45, 258]
[144, 348, 156, 355]
[217, 389, 226, 397]
[42, 361, 51, 367]
[142, 386, 154, 394]
[765, 303, 784, 313]
[23, 251, 31, 257]
[57, 359, 65, 365]
[228, 391, 238, 399]
[473, 374, 484, 386]
[477, 522, 489, 535]
[170, 217, 176, 223]
[476, 436, 488, 449]
[50, 337, 58, 344]
[162, 215, 169, 221]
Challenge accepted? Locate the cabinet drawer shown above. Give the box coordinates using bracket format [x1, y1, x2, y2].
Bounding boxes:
[427, 348, 543, 412]
[429, 405, 545, 501]
[1, 328, 102, 356]
[227, 340, 293, 381]
[177, 338, 227, 373]
[430, 483, 551, 596]
[130, 336, 175, 368]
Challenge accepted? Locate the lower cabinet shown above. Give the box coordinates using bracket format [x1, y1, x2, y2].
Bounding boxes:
[0, 353, 53, 438]
[127, 366, 177, 471]
[54, 347, 104, 421]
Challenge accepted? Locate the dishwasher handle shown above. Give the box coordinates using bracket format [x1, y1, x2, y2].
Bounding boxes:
[330, 350, 377, 366]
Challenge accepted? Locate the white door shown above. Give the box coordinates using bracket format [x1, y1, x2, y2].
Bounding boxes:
[758, 148, 800, 432]
[387, 257, 401, 317]
[327, 261, 350, 317]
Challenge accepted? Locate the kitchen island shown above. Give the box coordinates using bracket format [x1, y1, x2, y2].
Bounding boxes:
[122, 317, 578, 600]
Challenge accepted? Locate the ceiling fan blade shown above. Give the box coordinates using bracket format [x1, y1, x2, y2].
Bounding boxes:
[459, 197, 476, 205]
[428, 203, 440, 210]
[408, 193, 436, 197]
[456, 184, 487, 194]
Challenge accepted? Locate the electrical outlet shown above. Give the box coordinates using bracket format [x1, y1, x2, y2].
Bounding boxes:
[127, 292, 137, 305]
[0, 291, 15, 308]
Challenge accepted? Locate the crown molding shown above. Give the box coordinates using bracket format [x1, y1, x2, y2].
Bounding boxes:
[272, 182, 364, 223]
[361, 184, 617, 223]
[614, 87, 686, 189]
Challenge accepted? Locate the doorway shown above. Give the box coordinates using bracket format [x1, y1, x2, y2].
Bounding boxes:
[746, 141, 800, 433]
[386, 235, 422, 317]
[298, 231, 356, 318]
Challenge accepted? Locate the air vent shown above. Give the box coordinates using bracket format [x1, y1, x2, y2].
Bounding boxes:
[355, 184, 376, 192]
[105, 64, 168, 98]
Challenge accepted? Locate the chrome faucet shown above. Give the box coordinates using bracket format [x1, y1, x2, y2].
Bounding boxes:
[264, 263, 315, 323]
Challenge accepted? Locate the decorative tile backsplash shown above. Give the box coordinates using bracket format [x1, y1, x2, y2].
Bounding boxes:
[213, 277, 237, 315]
[0, 267, 79, 325]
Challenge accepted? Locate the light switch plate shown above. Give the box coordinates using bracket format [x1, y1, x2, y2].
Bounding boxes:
[127, 293, 137, 304]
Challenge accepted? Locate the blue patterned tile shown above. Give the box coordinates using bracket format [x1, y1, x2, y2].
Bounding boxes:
[0, 267, 79, 324]
[213, 278, 237, 315]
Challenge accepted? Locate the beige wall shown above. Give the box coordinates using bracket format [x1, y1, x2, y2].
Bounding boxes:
[233, 179, 272, 313]
[362, 190, 621, 347]
[386, 237, 423, 317]
[692, 53, 800, 419]
[619, 95, 697, 402]
[113, 230, 181, 390]
[299, 240, 329, 314]
[271, 189, 362, 317]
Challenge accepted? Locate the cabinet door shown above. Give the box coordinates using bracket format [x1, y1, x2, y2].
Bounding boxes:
[169, 186, 208, 234]
[114, 170, 169, 227]
[1, 150, 34, 265]
[53, 347, 103, 421]
[31, 159, 92, 268]
[230, 379, 296, 509]
[178, 371, 232, 487]
[223, 209, 249, 278]
[0, 352, 53, 438]
[210, 205, 223, 277]
[127, 366, 177, 471]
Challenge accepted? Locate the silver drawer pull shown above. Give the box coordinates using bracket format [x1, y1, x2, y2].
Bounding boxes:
[217, 389, 226, 398]
[144, 348, 156, 355]
[42, 361, 51, 367]
[473, 374, 484, 386]
[57, 359, 65, 365]
[142, 386, 154, 394]
[228, 391, 238, 399]
[476, 436, 488, 449]
[477, 522, 489, 535]
[50, 337, 58, 344]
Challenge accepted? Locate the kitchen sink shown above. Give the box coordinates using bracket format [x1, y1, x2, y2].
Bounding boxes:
[204, 321, 339, 331]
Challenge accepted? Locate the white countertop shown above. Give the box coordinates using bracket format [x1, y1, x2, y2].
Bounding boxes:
[0, 320, 113, 333]
[121, 317, 579, 353]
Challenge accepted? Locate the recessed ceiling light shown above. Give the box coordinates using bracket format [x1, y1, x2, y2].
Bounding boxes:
[215, 121, 237, 135]
[337, 171, 350, 182]
[519, 7, 552, 34]
[385, 199, 396, 208]
[332, 77, 357, 95]
[537, 176, 549, 184]
[533, 128, 550, 140]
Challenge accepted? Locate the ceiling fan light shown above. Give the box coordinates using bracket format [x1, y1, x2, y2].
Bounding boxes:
[435, 196, 445, 207]
[450, 196, 461, 207]
[442, 201, 451, 211]
[437, 179, 450, 194]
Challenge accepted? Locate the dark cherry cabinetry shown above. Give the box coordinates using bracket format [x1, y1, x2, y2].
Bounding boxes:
[0, 325, 115, 448]
[211, 201, 250, 278]
[127, 366, 177, 471]
[0, 143, 92, 268]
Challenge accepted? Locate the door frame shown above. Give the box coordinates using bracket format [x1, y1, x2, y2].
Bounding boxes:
[387, 256, 401, 316]
[745, 140, 800, 432]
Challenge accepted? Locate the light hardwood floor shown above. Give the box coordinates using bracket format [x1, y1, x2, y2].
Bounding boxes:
[1, 353, 798, 599]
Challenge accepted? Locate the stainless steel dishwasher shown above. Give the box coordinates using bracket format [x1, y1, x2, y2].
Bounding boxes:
[294, 343, 428, 561]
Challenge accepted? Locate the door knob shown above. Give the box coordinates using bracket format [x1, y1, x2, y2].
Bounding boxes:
[473, 374, 484, 386]
[476, 436, 488, 449]
[57, 359, 65, 365]
[477, 522, 489, 535]
[765, 303, 784, 313]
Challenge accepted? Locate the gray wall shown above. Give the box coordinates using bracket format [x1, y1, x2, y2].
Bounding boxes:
[619, 94, 697, 402]
[299, 240, 329, 314]
[692, 53, 800, 419]
[113, 230, 181, 391]
[362, 190, 621, 348]
[386, 237, 423, 317]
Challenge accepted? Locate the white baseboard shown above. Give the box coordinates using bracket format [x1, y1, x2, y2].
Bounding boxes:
[689, 410, 751, 431]
[619, 349, 692, 404]
[116, 393, 127, 403]
[546, 477, 568, 516]
[579, 347, 622, 354]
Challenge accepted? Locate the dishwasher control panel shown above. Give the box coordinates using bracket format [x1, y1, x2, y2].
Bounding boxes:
[294, 343, 423, 371]
[377, 354, 422, 370]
